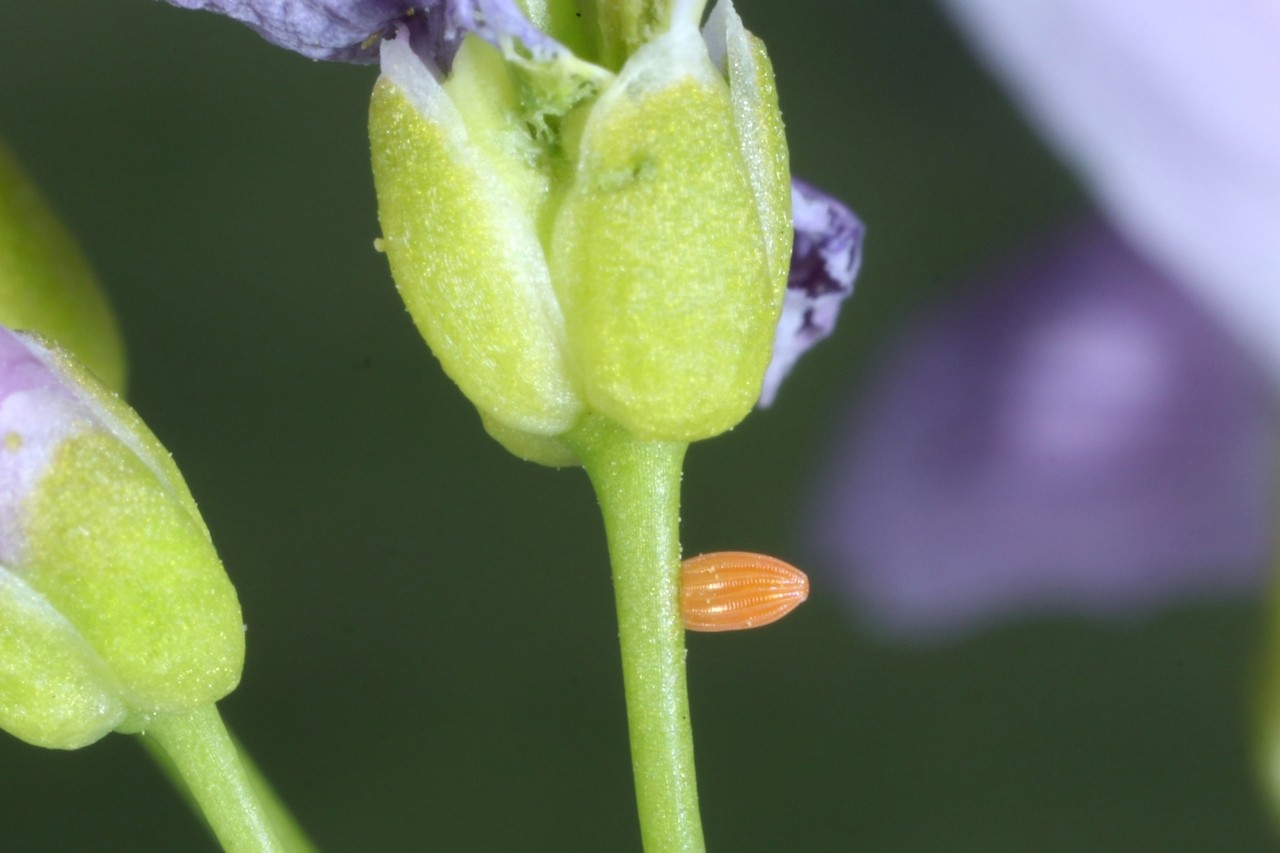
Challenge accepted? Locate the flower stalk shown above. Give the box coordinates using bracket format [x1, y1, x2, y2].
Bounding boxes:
[566, 416, 703, 852]
[141, 720, 317, 853]
[142, 706, 285, 853]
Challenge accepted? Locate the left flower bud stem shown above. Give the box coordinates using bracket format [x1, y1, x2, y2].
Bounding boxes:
[142, 706, 294, 853]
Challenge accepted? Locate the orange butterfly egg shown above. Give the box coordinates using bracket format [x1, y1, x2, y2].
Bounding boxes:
[681, 551, 810, 632]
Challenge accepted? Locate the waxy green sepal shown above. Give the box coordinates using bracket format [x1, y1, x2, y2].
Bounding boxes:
[369, 0, 789, 461]
[551, 19, 779, 441]
[0, 330, 243, 749]
[371, 34, 587, 444]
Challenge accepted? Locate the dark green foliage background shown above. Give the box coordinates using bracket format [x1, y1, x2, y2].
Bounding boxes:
[0, 2, 1273, 849]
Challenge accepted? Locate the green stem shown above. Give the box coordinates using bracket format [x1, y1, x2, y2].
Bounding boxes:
[140, 718, 317, 853]
[567, 417, 704, 852]
[141, 705, 285, 853]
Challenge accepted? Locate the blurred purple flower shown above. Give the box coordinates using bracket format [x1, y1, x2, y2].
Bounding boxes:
[812, 222, 1275, 639]
[941, 0, 1280, 378]
[807, 0, 1280, 639]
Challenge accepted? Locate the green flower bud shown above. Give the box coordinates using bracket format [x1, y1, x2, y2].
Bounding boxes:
[370, 0, 789, 460]
[0, 329, 243, 749]
[0, 140, 126, 392]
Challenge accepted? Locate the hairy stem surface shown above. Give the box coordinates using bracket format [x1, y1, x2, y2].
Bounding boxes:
[568, 416, 704, 852]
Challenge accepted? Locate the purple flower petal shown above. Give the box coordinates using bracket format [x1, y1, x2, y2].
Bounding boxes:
[163, 0, 410, 61]
[941, 0, 1280, 379]
[163, 0, 565, 65]
[811, 221, 1276, 640]
[759, 178, 864, 407]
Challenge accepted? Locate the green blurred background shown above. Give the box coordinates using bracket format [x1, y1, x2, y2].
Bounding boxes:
[1, 1, 1275, 849]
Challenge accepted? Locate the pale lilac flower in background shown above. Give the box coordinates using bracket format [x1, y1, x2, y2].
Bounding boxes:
[805, 0, 1280, 639]
[812, 222, 1275, 640]
[941, 0, 1280, 379]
